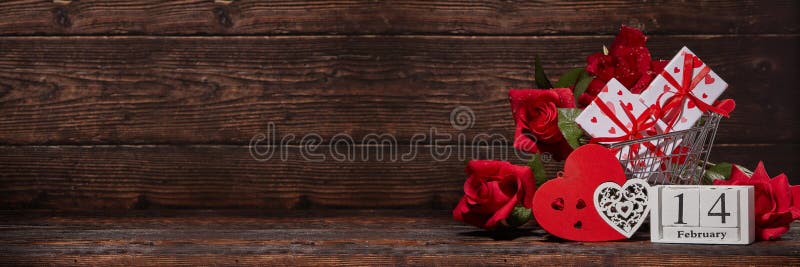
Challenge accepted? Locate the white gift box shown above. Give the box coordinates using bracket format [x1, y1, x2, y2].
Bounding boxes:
[639, 46, 728, 132]
[576, 79, 669, 178]
[576, 79, 663, 143]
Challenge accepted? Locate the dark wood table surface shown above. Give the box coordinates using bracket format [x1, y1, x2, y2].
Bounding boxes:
[1, 210, 798, 266]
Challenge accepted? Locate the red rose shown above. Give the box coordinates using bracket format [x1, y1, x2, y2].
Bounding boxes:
[453, 160, 536, 230]
[509, 88, 576, 161]
[714, 162, 800, 240]
[579, 25, 668, 106]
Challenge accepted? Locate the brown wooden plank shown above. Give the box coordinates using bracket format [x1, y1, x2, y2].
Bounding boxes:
[0, 144, 795, 210]
[0, 145, 554, 210]
[0, 36, 796, 145]
[2, 255, 798, 267]
[0, 210, 798, 266]
[0, 1, 796, 35]
[710, 144, 799, 178]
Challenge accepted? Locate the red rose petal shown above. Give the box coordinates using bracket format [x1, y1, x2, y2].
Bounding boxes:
[760, 225, 791, 241]
[753, 162, 771, 182]
[790, 186, 800, 219]
[770, 174, 792, 212]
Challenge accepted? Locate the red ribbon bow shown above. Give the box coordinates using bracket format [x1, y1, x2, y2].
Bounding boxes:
[590, 98, 665, 162]
[656, 53, 730, 132]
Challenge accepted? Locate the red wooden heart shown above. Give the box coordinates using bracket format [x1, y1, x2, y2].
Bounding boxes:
[532, 144, 627, 241]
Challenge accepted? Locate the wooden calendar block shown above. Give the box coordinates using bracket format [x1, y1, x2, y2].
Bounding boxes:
[699, 187, 739, 228]
[650, 185, 755, 245]
[660, 187, 700, 227]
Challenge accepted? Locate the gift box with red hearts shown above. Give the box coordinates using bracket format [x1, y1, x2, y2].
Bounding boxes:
[576, 79, 656, 141]
[639, 46, 729, 132]
[575, 79, 672, 178]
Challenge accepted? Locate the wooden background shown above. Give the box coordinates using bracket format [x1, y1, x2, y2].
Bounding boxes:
[0, 0, 797, 211]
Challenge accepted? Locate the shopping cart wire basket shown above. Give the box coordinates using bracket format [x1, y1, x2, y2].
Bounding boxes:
[605, 113, 722, 185]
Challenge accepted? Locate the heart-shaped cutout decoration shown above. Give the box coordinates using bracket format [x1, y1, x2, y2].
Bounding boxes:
[593, 179, 651, 238]
[532, 144, 627, 241]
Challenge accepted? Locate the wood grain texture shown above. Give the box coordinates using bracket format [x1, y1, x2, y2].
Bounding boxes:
[0, 145, 550, 210]
[0, 144, 795, 210]
[0, 0, 796, 35]
[0, 210, 798, 266]
[710, 144, 799, 177]
[0, 36, 796, 145]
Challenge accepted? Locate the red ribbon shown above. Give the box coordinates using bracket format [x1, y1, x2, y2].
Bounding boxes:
[589, 98, 665, 161]
[656, 53, 730, 132]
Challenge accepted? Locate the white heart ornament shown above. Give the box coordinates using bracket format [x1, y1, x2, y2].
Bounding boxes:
[593, 179, 651, 238]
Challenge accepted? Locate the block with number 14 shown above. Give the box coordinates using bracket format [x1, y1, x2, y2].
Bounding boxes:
[650, 185, 755, 244]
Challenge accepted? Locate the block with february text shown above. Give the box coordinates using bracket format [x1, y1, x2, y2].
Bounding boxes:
[650, 185, 755, 245]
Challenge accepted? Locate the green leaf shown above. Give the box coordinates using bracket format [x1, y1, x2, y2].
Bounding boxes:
[528, 154, 548, 187]
[572, 73, 592, 103]
[557, 108, 584, 149]
[702, 162, 733, 185]
[701, 163, 754, 185]
[504, 205, 533, 228]
[554, 68, 585, 88]
[534, 55, 553, 89]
